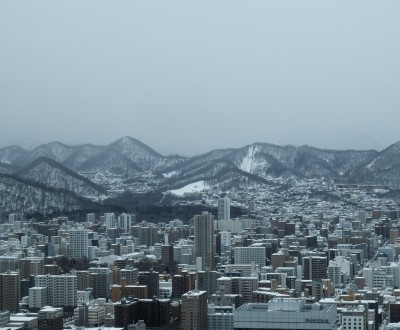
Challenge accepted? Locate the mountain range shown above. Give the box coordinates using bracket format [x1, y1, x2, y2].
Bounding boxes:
[1, 136, 400, 216]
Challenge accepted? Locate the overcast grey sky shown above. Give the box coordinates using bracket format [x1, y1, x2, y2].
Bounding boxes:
[1, 1, 399, 156]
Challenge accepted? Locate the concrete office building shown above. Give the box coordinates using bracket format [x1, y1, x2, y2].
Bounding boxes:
[208, 305, 234, 330]
[234, 298, 337, 330]
[234, 246, 266, 268]
[302, 256, 327, 280]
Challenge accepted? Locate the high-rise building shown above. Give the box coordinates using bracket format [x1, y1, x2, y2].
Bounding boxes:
[0, 256, 19, 273]
[171, 270, 196, 298]
[217, 276, 258, 304]
[120, 267, 139, 286]
[0, 271, 20, 312]
[69, 228, 88, 260]
[181, 290, 208, 330]
[104, 213, 116, 228]
[218, 197, 231, 220]
[138, 271, 159, 298]
[197, 271, 219, 298]
[328, 261, 341, 286]
[302, 256, 327, 281]
[194, 212, 215, 271]
[8, 213, 19, 224]
[19, 257, 44, 279]
[118, 213, 134, 233]
[114, 298, 138, 329]
[86, 213, 96, 224]
[35, 274, 77, 307]
[74, 303, 105, 327]
[220, 231, 232, 256]
[88, 267, 111, 299]
[29, 286, 47, 309]
[137, 298, 170, 328]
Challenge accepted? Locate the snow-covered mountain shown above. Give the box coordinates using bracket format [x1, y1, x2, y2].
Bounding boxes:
[0, 173, 100, 215]
[2, 136, 400, 216]
[16, 157, 107, 198]
[228, 143, 378, 179]
[159, 143, 379, 189]
[346, 141, 400, 187]
[10, 136, 180, 174]
[0, 145, 27, 164]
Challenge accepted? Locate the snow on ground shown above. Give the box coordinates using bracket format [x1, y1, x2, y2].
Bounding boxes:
[366, 155, 381, 169]
[170, 181, 206, 196]
[162, 171, 178, 178]
[240, 145, 257, 173]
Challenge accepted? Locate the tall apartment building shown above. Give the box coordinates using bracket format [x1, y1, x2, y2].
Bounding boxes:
[74, 303, 105, 327]
[194, 212, 215, 271]
[197, 270, 219, 297]
[86, 213, 96, 224]
[218, 197, 231, 220]
[171, 270, 196, 298]
[19, 257, 44, 279]
[0, 271, 20, 313]
[132, 225, 158, 247]
[220, 231, 232, 256]
[181, 290, 208, 330]
[120, 266, 139, 285]
[35, 274, 77, 307]
[217, 276, 258, 304]
[115, 299, 138, 329]
[136, 298, 170, 328]
[302, 256, 327, 280]
[88, 267, 111, 299]
[8, 213, 19, 224]
[29, 286, 47, 309]
[118, 213, 134, 233]
[0, 256, 19, 273]
[138, 271, 159, 298]
[69, 228, 88, 260]
[328, 261, 341, 286]
[104, 213, 116, 228]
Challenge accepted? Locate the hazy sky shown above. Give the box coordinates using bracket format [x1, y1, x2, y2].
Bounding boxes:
[1, 1, 400, 156]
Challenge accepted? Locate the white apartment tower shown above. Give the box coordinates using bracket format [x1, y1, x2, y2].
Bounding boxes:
[69, 228, 88, 260]
[35, 275, 77, 307]
[218, 197, 231, 220]
[118, 213, 133, 233]
[104, 213, 116, 228]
